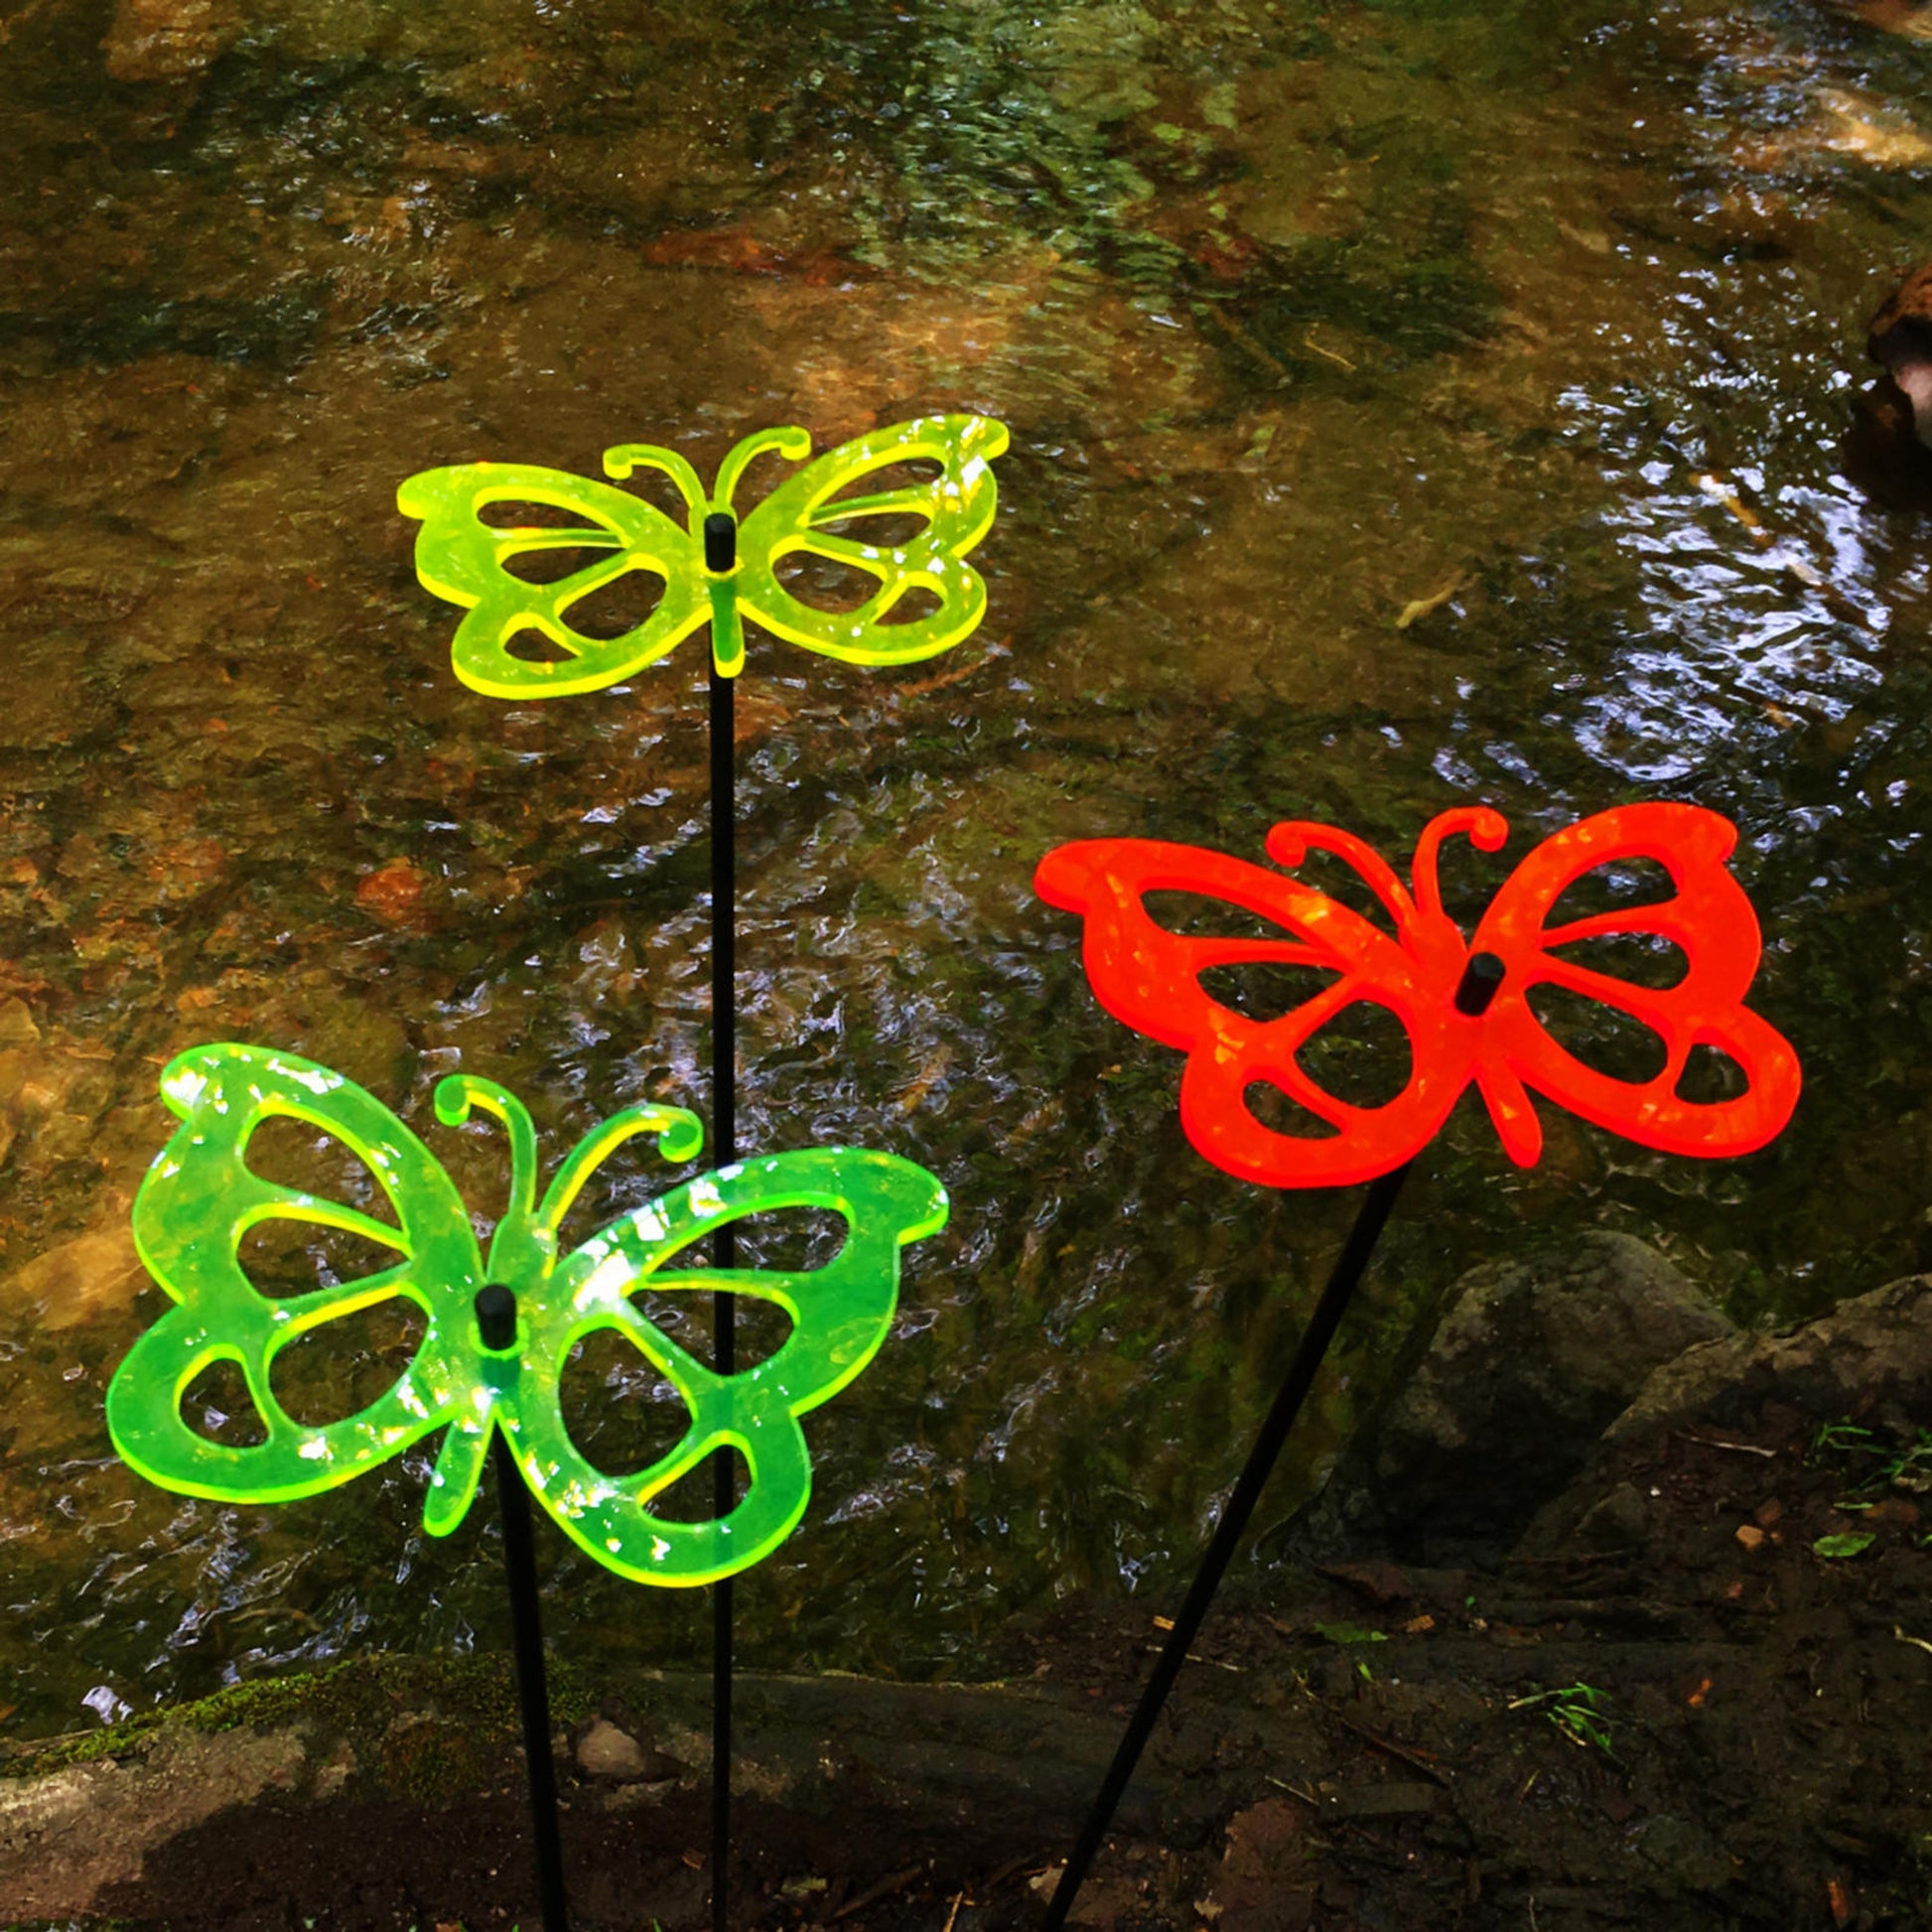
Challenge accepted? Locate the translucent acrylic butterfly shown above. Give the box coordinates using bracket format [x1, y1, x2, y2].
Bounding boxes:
[396, 413, 1009, 693]
[105, 1044, 948, 1587]
[1036, 803, 1801, 1188]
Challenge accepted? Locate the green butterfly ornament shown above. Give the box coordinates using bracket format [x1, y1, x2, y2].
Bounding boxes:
[396, 413, 1010, 693]
[105, 1045, 947, 1587]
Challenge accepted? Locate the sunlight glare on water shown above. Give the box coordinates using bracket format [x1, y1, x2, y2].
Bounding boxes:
[0, 0, 1929, 1730]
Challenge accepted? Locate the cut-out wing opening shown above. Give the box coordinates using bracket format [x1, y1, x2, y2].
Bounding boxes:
[812, 509, 932, 548]
[241, 1115, 403, 1232]
[1674, 1040, 1750, 1105]
[560, 565, 670, 642]
[1199, 960, 1346, 1023]
[268, 1299, 431, 1431]
[1243, 1082, 1344, 1142]
[769, 546, 884, 616]
[1524, 980, 1672, 1085]
[875, 585, 944, 626]
[502, 630, 582, 666]
[237, 1211, 404, 1303]
[827, 456, 944, 494]
[558, 1326, 699, 1481]
[621, 1445, 751, 1524]
[1143, 890, 1315, 941]
[181, 1356, 269, 1449]
[1543, 854, 1678, 922]
[478, 497, 608, 531]
[500, 538, 621, 588]
[1545, 927, 1690, 992]
[1293, 996, 1417, 1110]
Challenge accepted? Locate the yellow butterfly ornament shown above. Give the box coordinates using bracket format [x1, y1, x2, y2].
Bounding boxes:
[396, 413, 1010, 694]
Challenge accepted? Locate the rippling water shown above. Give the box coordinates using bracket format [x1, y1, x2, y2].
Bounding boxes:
[1, 0, 1930, 1733]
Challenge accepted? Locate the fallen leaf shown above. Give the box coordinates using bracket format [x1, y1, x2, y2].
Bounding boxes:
[1312, 1621, 1387, 1646]
[892, 1044, 953, 1115]
[1394, 576, 1461, 629]
[1813, 1531, 1877, 1560]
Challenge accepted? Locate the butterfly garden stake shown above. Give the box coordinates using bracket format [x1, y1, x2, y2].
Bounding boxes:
[1032, 802, 1801, 1931]
[398, 413, 1007, 1928]
[108, 1044, 948, 1931]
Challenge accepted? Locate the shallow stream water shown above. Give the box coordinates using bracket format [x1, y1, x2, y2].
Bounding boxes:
[1, 0, 1930, 1734]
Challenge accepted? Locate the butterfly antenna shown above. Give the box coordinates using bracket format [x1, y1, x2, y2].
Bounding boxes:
[602, 443, 707, 521]
[435, 1076, 547, 1281]
[1264, 821, 1420, 933]
[1410, 806, 1509, 928]
[711, 425, 812, 513]
[535, 1104, 705, 1240]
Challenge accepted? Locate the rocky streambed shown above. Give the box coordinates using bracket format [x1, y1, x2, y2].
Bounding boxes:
[4, 1243, 1928, 1931]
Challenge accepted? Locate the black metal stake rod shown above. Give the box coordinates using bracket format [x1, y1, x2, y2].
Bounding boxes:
[1041, 953, 1507, 1932]
[705, 508, 739, 1932]
[475, 1283, 570, 1932]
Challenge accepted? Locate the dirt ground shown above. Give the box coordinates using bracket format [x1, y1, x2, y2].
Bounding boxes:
[9, 1364, 1920, 1932]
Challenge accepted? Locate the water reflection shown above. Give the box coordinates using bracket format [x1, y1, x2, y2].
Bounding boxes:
[0, 0, 1930, 1732]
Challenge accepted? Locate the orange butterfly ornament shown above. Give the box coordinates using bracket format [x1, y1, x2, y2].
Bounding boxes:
[1034, 803, 1801, 1188]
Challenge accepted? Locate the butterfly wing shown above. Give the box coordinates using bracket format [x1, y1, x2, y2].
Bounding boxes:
[1470, 804, 1801, 1161]
[502, 1148, 947, 1587]
[1035, 838, 1476, 1187]
[734, 414, 1009, 666]
[396, 461, 710, 696]
[106, 1044, 484, 1503]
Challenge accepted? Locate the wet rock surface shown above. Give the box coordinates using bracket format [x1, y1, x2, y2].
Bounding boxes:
[1523, 1270, 1932, 1552]
[1290, 1233, 1735, 1564]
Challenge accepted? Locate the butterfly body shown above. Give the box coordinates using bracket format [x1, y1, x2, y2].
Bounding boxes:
[397, 414, 1009, 693]
[1035, 804, 1801, 1188]
[107, 1045, 947, 1586]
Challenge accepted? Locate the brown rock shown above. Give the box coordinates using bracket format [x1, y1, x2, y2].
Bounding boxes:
[1297, 1234, 1734, 1563]
[1204, 1798, 1315, 1932]
[0, 1726, 305, 1921]
[1316, 1562, 1408, 1606]
[1604, 1275, 1932, 1445]
[4, 1201, 143, 1330]
[102, 0, 241, 83]
[354, 859, 432, 925]
[1866, 263, 1932, 448]
[575, 1718, 649, 1781]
